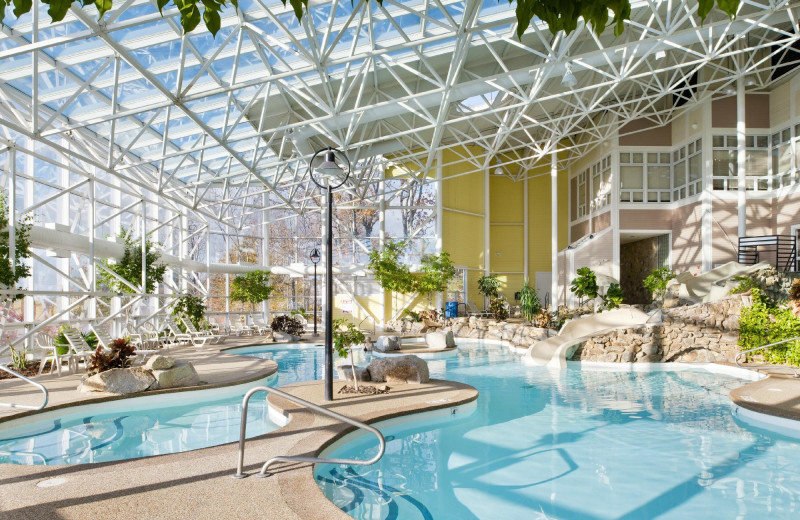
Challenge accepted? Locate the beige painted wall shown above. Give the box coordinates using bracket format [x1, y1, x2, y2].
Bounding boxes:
[712, 94, 770, 128]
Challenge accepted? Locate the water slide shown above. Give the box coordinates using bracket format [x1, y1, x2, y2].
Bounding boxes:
[675, 261, 771, 304]
[523, 307, 655, 369]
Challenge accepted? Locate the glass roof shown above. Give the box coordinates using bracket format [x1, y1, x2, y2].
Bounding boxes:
[0, 0, 797, 215]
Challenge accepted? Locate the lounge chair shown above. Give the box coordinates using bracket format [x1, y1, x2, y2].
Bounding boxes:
[466, 301, 491, 318]
[229, 316, 253, 336]
[166, 318, 217, 347]
[60, 326, 95, 372]
[251, 315, 270, 335]
[163, 320, 194, 346]
[94, 324, 160, 364]
[207, 316, 228, 335]
[180, 317, 225, 343]
[35, 333, 72, 377]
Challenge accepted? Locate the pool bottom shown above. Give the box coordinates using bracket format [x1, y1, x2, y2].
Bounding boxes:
[316, 341, 800, 520]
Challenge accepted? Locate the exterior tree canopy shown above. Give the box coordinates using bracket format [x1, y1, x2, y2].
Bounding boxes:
[368, 241, 456, 298]
[6, 0, 741, 38]
[230, 269, 274, 311]
[0, 192, 32, 303]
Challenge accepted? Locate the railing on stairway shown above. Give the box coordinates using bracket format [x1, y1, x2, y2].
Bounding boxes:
[737, 235, 797, 272]
[734, 336, 800, 378]
[233, 385, 385, 479]
[0, 365, 49, 410]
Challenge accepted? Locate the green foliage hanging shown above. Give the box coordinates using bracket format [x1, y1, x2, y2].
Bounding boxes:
[172, 294, 206, 329]
[333, 318, 366, 390]
[368, 241, 416, 294]
[1, 1, 741, 39]
[98, 227, 166, 294]
[642, 267, 675, 303]
[477, 275, 501, 299]
[570, 267, 598, 303]
[739, 288, 800, 366]
[518, 279, 540, 322]
[0, 191, 32, 303]
[230, 269, 274, 311]
[416, 251, 457, 299]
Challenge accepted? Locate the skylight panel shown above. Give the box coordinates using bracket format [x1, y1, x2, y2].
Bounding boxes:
[457, 90, 501, 113]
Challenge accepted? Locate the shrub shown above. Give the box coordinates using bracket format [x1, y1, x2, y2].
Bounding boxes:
[570, 267, 598, 304]
[87, 338, 136, 375]
[729, 275, 761, 296]
[739, 288, 800, 366]
[602, 283, 624, 310]
[642, 267, 675, 302]
[518, 280, 541, 321]
[401, 309, 421, 322]
[271, 314, 304, 336]
[489, 297, 509, 321]
[477, 275, 501, 299]
[333, 319, 366, 390]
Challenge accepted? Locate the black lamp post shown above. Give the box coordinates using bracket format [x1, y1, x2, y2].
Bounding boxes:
[308, 147, 350, 401]
[310, 247, 321, 337]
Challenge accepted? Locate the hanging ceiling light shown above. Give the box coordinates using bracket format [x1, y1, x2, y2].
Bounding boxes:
[561, 62, 577, 89]
[744, 75, 757, 87]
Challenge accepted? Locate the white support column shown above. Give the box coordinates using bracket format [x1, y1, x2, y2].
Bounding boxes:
[610, 138, 621, 283]
[435, 150, 444, 310]
[702, 100, 714, 271]
[483, 168, 490, 277]
[379, 170, 386, 328]
[263, 193, 270, 323]
[737, 76, 747, 239]
[551, 149, 558, 309]
[88, 176, 96, 321]
[523, 175, 529, 281]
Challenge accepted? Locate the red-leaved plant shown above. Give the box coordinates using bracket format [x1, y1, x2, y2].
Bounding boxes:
[87, 338, 137, 375]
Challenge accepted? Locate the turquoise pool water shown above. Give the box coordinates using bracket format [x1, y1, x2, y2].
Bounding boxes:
[316, 340, 800, 520]
[0, 344, 328, 465]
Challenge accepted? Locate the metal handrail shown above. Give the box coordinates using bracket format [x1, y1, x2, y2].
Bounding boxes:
[0, 365, 49, 410]
[735, 336, 800, 378]
[233, 385, 385, 479]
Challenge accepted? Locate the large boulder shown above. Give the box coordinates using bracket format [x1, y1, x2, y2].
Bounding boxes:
[445, 330, 456, 348]
[151, 361, 200, 389]
[367, 355, 429, 384]
[375, 335, 401, 352]
[424, 332, 448, 348]
[336, 364, 372, 382]
[144, 354, 175, 371]
[79, 367, 156, 394]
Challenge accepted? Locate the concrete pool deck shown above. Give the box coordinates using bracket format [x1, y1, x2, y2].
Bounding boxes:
[3, 335, 800, 519]
[0, 335, 282, 421]
[0, 377, 478, 519]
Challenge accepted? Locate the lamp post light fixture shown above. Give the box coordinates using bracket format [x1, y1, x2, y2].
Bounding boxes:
[310, 247, 321, 337]
[308, 147, 351, 401]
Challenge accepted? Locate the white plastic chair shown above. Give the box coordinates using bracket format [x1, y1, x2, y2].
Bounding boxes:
[35, 333, 72, 377]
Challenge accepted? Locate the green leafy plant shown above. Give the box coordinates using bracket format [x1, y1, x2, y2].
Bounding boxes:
[739, 288, 800, 366]
[477, 275, 501, 299]
[368, 241, 416, 294]
[401, 309, 421, 322]
[98, 227, 166, 294]
[270, 314, 304, 336]
[518, 280, 540, 322]
[333, 318, 366, 391]
[230, 270, 274, 312]
[489, 297, 509, 321]
[173, 294, 206, 330]
[52, 325, 97, 355]
[416, 252, 457, 303]
[642, 267, 675, 303]
[4, 0, 740, 40]
[570, 267, 598, 304]
[0, 191, 33, 303]
[87, 338, 136, 376]
[601, 283, 624, 310]
[290, 307, 311, 319]
[534, 308, 552, 329]
[729, 275, 760, 295]
[9, 344, 28, 371]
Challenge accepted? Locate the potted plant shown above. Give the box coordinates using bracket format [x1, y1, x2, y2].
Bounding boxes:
[518, 280, 541, 322]
[270, 314, 304, 341]
[333, 318, 366, 391]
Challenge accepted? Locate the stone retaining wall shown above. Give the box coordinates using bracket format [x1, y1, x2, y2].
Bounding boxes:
[446, 316, 555, 347]
[572, 295, 746, 363]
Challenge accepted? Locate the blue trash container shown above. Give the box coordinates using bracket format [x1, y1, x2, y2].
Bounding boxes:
[445, 301, 458, 319]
